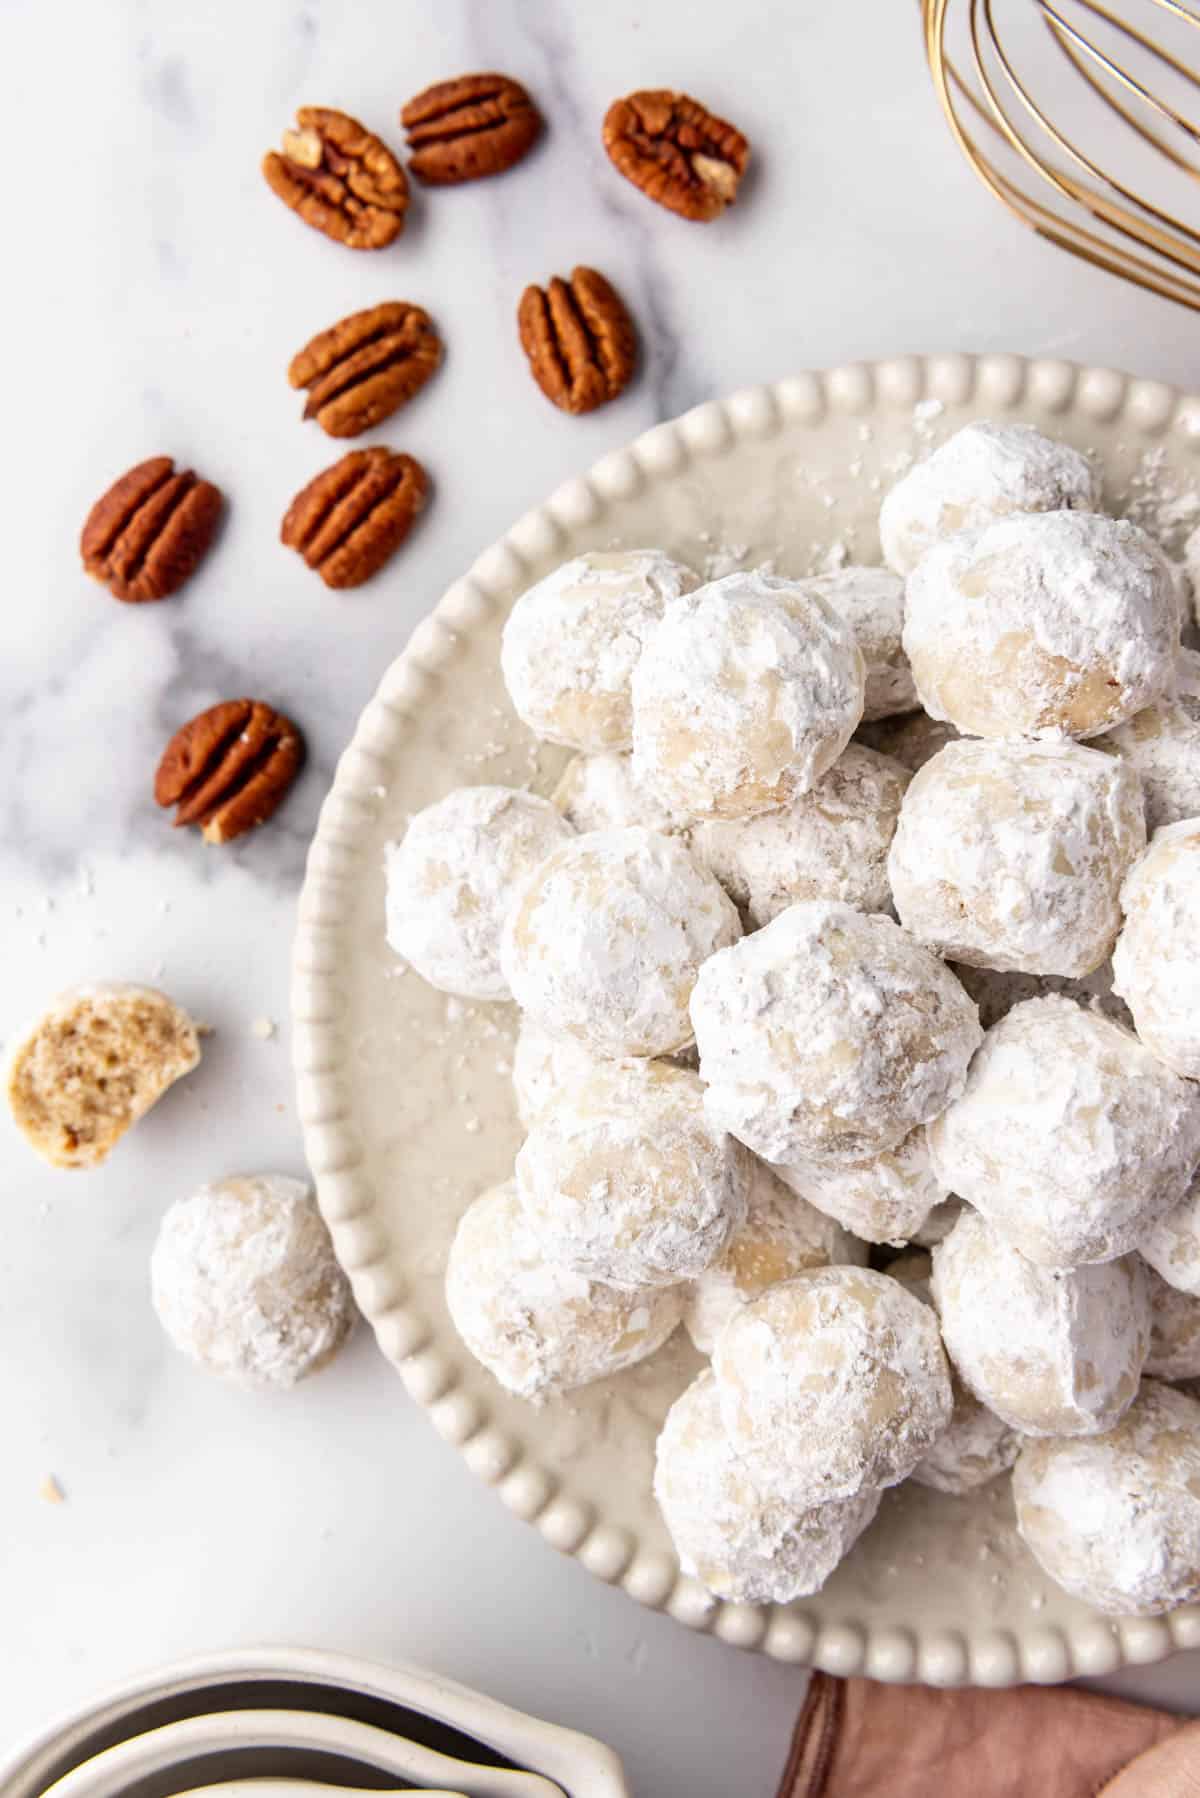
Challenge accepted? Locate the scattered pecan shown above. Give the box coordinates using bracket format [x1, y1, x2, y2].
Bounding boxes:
[80, 457, 222, 603]
[262, 108, 409, 249]
[602, 90, 749, 222]
[518, 267, 636, 415]
[155, 700, 305, 845]
[281, 447, 428, 588]
[288, 302, 442, 438]
[401, 73, 542, 184]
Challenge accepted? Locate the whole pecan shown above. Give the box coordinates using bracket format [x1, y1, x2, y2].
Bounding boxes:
[401, 73, 542, 184]
[602, 90, 749, 221]
[518, 267, 636, 415]
[288, 302, 442, 438]
[155, 700, 305, 845]
[281, 447, 428, 588]
[81, 456, 223, 603]
[262, 107, 409, 249]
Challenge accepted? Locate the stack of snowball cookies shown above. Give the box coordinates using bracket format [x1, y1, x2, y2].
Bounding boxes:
[385, 419, 1200, 1622]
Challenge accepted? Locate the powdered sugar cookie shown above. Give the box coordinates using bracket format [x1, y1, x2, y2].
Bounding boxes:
[903, 511, 1177, 739]
[385, 785, 572, 1001]
[795, 566, 916, 719]
[930, 996, 1200, 1268]
[1097, 650, 1200, 832]
[502, 826, 740, 1058]
[1140, 1173, 1200, 1297]
[1113, 820, 1200, 1079]
[879, 420, 1099, 575]
[7, 981, 200, 1170]
[931, 1208, 1149, 1436]
[151, 1173, 355, 1388]
[692, 901, 981, 1166]
[501, 549, 697, 751]
[553, 749, 693, 835]
[712, 1266, 952, 1507]
[775, 1126, 948, 1246]
[1013, 1380, 1200, 1615]
[654, 1370, 881, 1603]
[889, 738, 1145, 977]
[515, 1060, 748, 1289]
[1143, 1265, 1200, 1381]
[630, 570, 865, 821]
[690, 744, 908, 926]
[446, 1181, 683, 1402]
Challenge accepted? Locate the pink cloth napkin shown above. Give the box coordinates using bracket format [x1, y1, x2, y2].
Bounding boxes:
[777, 1672, 1200, 1798]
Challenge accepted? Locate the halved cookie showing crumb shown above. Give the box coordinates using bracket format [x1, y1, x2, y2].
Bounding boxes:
[7, 982, 200, 1169]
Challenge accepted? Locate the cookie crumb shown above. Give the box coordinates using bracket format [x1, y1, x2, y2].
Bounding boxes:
[250, 1016, 277, 1041]
[40, 1474, 65, 1505]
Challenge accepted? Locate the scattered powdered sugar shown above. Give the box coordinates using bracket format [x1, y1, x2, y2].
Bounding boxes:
[385, 785, 572, 1002]
[903, 511, 1179, 739]
[1013, 1380, 1200, 1615]
[500, 549, 698, 752]
[515, 1060, 748, 1289]
[775, 1125, 948, 1247]
[1113, 819, 1200, 1078]
[692, 901, 981, 1166]
[879, 420, 1099, 575]
[712, 1266, 953, 1507]
[690, 743, 909, 927]
[654, 1370, 881, 1603]
[929, 995, 1200, 1267]
[1098, 649, 1200, 832]
[684, 1156, 865, 1354]
[889, 738, 1146, 977]
[795, 566, 917, 720]
[630, 571, 865, 821]
[552, 749, 694, 836]
[931, 1208, 1149, 1436]
[445, 1181, 684, 1403]
[150, 1174, 356, 1390]
[501, 826, 741, 1058]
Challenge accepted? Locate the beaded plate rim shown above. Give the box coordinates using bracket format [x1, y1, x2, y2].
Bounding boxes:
[292, 352, 1200, 1687]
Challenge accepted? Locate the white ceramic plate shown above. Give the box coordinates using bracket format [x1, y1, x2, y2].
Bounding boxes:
[293, 353, 1200, 1688]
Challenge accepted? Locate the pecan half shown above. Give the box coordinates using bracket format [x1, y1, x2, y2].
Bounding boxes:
[81, 457, 222, 603]
[155, 700, 305, 845]
[401, 73, 542, 184]
[262, 107, 409, 249]
[281, 447, 428, 588]
[602, 90, 749, 222]
[288, 303, 442, 438]
[518, 267, 636, 415]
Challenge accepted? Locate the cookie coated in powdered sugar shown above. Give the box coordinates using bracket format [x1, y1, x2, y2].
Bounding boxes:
[1013, 1379, 1200, 1616]
[1097, 650, 1200, 832]
[1143, 1264, 1200, 1381]
[500, 549, 698, 751]
[684, 1156, 866, 1354]
[150, 1174, 356, 1390]
[690, 744, 909, 927]
[515, 1060, 749, 1290]
[889, 738, 1146, 978]
[510, 1018, 602, 1129]
[794, 566, 917, 720]
[653, 1371, 882, 1604]
[691, 901, 981, 1167]
[1113, 820, 1200, 1079]
[774, 1125, 949, 1247]
[879, 420, 1099, 575]
[630, 570, 865, 822]
[929, 996, 1200, 1269]
[445, 1181, 684, 1403]
[385, 786, 572, 1002]
[712, 1266, 951, 1508]
[553, 749, 694, 836]
[931, 1209, 1149, 1437]
[501, 826, 741, 1058]
[903, 510, 1178, 740]
[1139, 1171, 1200, 1297]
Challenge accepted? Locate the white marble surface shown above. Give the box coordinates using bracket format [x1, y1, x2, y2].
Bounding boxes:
[5, 0, 1200, 1792]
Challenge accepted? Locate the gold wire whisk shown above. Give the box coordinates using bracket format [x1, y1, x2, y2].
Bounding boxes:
[921, 0, 1200, 310]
